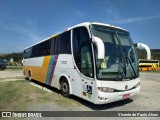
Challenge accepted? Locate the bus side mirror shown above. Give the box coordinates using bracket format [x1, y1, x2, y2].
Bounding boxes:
[134, 43, 151, 60]
[92, 37, 105, 59]
[134, 43, 137, 47]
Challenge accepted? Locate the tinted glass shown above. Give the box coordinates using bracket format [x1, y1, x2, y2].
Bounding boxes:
[58, 31, 71, 54]
[32, 40, 51, 57]
[51, 36, 59, 55]
[73, 28, 81, 69]
[91, 25, 139, 80]
[73, 27, 93, 78]
[24, 47, 32, 58]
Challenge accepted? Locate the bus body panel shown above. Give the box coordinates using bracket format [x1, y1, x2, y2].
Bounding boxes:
[23, 56, 51, 83]
[96, 78, 140, 90]
[93, 78, 140, 104]
[94, 85, 140, 104]
[50, 54, 80, 93]
[68, 68, 82, 97]
[87, 77, 140, 104]
[23, 54, 84, 98]
[24, 57, 44, 66]
[81, 74, 95, 102]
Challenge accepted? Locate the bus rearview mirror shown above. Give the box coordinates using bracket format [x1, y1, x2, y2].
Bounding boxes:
[92, 37, 105, 59]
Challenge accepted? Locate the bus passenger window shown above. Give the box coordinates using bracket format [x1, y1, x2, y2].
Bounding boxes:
[58, 31, 71, 54]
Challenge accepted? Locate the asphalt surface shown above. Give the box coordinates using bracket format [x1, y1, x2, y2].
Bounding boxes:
[0, 69, 23, 78]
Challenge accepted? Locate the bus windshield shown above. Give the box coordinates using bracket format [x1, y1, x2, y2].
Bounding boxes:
[91, 24, 139, 80]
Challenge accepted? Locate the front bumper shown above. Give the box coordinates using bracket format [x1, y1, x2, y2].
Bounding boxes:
[94, 86, 140, 104]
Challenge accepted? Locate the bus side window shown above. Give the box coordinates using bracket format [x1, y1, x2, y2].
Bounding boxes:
[73, 27, 93, 78]
[59, 31, 71, 54]
[80, 28, 93, 78]
[24, 48, 32, 58]
[31, 40, 51, 57]
[73, 28, 81, 70]
[51, 37, 58, 55]
[55, 36, 60, 54]
[51, 37, 55, 55]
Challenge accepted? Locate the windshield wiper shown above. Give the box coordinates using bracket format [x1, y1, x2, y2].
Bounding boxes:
[124, 49, 137, 77]
[115, 62, 125, 81]
[113, 29, 126, 80]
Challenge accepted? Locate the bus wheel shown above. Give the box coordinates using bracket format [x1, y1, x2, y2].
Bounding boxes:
[28, 70, 32, 81]
[60, 78, 70, 98]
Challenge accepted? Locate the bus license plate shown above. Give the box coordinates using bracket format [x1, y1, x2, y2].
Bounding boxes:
[123, 94, 130, 99]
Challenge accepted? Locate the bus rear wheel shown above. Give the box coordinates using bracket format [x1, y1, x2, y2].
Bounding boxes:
[28, 70, 32, 81]
[60, 79, 70, 98]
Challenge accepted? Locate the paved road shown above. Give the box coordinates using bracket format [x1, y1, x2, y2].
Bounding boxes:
[0, 69, 23, 79]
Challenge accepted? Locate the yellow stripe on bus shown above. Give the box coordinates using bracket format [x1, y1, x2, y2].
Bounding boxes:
[23, 56, 51, 83]
[50, 34, 58, 38]
[42, 56, 51, 83]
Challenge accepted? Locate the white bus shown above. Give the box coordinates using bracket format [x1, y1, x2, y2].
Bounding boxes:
[23, 22, 140, 104]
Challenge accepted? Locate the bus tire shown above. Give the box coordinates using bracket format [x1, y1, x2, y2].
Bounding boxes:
[60, 78, 70, 98]
[28, 70, 32, 81]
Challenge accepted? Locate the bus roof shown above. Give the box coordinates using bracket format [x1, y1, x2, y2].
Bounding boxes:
[24, 22, 128, 50]
[139, 59, 159, 62]
[68, 22, 127, 31]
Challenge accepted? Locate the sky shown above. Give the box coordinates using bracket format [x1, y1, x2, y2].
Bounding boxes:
[0, 0, 160, 53]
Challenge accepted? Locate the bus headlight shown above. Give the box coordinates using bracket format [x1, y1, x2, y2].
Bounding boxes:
[97, 87, 114, 93]
[135, 82, 140, 88]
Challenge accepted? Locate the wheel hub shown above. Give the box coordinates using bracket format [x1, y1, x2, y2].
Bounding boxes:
[62, 83, 68, 93]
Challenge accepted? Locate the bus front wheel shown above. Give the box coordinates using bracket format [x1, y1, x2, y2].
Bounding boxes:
[60, 78, 70, 98]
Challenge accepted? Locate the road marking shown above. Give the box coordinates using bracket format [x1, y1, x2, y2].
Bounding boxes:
[30, 82, 53, 93]
[0, 79, 22, 82]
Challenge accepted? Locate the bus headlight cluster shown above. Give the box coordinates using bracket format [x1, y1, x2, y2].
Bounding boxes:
[97, 87, 114, 93]
[135, 82, 140, 88]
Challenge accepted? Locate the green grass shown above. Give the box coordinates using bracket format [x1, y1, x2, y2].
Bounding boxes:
[0, 80, 81, 111]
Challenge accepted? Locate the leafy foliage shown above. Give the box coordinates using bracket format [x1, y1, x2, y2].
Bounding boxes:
[137, 49, 160, 61]
[0, 52, 23, 63]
